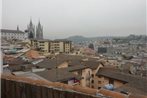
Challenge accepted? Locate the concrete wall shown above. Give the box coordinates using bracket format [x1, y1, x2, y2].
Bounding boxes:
[90, 64, 104, 89]
[80, 68, 92, 87]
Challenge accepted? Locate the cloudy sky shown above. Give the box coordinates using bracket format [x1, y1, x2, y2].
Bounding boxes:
[2, 0, 146, 39]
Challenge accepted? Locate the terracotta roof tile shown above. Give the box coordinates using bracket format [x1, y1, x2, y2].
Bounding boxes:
[25, 50, 41, 59]
[99, 89, 127, 98]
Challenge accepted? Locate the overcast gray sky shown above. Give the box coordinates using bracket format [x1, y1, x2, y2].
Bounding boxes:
[2, 0, 146, 39]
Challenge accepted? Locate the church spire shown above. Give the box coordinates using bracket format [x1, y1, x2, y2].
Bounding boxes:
[38, 19, 41, 27]
[30, 18, 33, 26]
[17, 25, 19, 31]
[27, 18, 35, 39]
[36, 20, 43, 39]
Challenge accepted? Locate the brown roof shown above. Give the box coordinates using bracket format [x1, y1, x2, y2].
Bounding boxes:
[35, 54, 101, 70]
[34, 69, 82, 82]
[96, 68, 129, 82]
[9, 64, 34, 72]
[67, 65, 89, 72]
[129, 94, 147, 98]
[115, 83, 147, 96]
[25, 50, 41, 59]
[96, 67, 147, 95]
[68, 59, 82, 66]
[82, 61, 101, 70]
[1, 29, 24, 33]
[35, 58, 65, 69]
[99, 88, 147, 98]
[3, 57, 30, 66]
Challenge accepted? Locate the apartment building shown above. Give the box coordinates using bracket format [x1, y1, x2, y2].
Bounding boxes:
[29, 39, 72, 53]
[51, 39, 72, 53]
[38, 40, 50, 53]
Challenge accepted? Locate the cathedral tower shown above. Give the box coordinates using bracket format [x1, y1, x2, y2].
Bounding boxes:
[36, 21, 43, 39]
[27, 19, 35, 39]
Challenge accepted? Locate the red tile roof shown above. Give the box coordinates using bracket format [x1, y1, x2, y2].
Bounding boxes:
[25, 50, 41, 59]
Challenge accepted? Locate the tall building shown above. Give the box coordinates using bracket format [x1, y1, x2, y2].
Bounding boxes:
[36, 21, 43, 39]
[27, 19, 35, 39]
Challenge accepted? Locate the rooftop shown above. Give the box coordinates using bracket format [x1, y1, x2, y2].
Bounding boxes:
[34, 69, 82, 82]
[96, 67, 147, 95]
[1, 29, 24, 33]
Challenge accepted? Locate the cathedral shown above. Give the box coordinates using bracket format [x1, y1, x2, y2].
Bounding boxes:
[36, 21, 43, 39]
[27, 19, 43, 39]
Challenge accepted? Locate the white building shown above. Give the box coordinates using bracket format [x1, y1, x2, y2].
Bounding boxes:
[1, 27, 28, 40]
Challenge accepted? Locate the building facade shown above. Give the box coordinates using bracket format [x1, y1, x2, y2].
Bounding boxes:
[30, 39, 72, 54]
[1, 27, 28, 40]
[50, 40, 72, 53]
[93, 68, 127, 90]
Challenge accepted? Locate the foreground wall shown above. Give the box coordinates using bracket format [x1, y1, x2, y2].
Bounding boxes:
[1, 76, 99, 98]
[2, 74, 146, 98]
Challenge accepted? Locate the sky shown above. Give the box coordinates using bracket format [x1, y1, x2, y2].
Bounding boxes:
[2, 0, 146, 39]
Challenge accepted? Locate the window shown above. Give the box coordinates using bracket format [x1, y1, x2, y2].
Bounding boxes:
[40, 44, 44, 46]
[98, 87, 101, 89]
[91, 74, 94, 78]
[98, 81, 101, 84]
[78, 71, 82, 76]
[41, 50, 44, 52]
[91, 80, 94, 83]
[98, 76, 102, 78]
[91, 85, 94, 88]
[109, 79, 114, 84]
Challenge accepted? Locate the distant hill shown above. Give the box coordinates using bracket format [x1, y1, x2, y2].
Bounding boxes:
[113, 35, 147, 43]
[67, 35, 147, 43]
[66, 35, 113, 43]
[67, 36, 88, 43]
